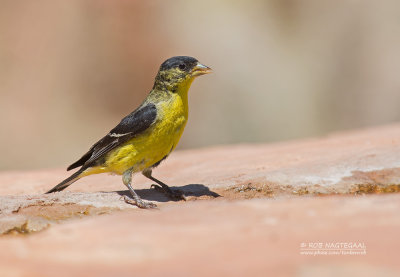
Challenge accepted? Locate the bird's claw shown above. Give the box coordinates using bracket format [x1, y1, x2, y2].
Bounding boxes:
[122, 195, 158, 209]
[151, 184, 187, 201]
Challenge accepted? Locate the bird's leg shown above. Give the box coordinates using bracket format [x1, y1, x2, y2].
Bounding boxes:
[122, 169, 157, 209]
[143, 168, 186, 201]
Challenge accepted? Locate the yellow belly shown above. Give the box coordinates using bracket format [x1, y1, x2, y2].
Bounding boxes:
[83, 95, 188, 176]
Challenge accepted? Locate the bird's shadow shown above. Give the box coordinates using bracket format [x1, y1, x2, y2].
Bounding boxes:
[115, 184, 220, 202]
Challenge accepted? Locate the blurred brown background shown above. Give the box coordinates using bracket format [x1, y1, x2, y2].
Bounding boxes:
[1, 0, 400, 170]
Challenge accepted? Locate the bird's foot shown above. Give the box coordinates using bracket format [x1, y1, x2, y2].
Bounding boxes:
[122, 195, 158, 209]
[151, 184, 187, 201]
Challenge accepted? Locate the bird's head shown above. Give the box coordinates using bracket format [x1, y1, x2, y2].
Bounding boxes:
[153, 56, 212, 92]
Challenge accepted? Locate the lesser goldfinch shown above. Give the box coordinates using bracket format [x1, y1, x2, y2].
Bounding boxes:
[46, 56, 212, 209]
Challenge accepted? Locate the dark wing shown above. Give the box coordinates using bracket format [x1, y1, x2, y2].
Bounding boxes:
[67, 103, 157, 171]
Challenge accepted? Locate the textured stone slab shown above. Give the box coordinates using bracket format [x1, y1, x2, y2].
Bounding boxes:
[1, 124, 400, 198]
[0, 125, 400, 276]
[0, 194, 399, 276]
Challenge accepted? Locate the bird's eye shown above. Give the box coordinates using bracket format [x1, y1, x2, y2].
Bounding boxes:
[178, 63, 186, 70]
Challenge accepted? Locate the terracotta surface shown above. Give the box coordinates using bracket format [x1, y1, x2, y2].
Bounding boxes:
[1, 195, 400, 277]
[2, 124, 400, 197]
[1, 124, 400, 276]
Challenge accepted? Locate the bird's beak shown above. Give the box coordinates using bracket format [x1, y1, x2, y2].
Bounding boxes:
[191, 62, 212, 77]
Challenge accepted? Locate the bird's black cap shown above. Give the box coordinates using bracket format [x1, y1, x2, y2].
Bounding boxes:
[160, 56, 198, 72]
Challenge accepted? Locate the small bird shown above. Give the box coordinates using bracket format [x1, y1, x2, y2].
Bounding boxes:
[46, 56, 212, 208]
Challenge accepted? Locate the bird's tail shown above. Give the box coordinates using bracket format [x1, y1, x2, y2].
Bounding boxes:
[45, 169, 84, 194]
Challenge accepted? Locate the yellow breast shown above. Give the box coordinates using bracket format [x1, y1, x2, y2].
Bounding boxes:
[86, 92, 188, 176]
